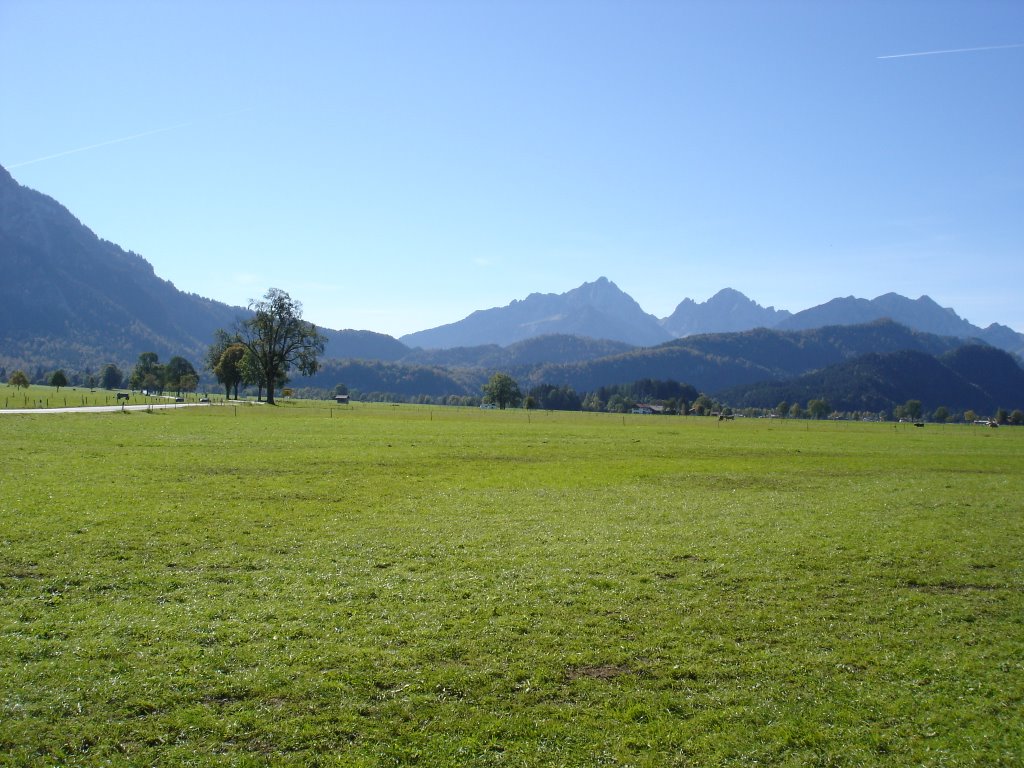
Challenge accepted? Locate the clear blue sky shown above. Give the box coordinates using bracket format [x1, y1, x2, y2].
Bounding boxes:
[3, 0, 1022, 337]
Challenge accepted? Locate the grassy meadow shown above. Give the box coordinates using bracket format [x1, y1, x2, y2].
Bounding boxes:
[1, 401, 1021, 766]
[0, 385, 216, 410]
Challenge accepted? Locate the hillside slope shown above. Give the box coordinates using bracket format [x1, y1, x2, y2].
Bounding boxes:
[0, 165, 243, 372]
[0, 165, 411, 375]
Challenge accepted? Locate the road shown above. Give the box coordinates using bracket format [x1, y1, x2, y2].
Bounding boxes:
[0, 402, 212, 415]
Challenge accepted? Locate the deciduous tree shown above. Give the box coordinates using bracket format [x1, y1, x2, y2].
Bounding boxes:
[237, 288, 325, 405]
[214, 343, 247, 400]
[691, 394, 716, 416]
[8, 370, 29, 389]
[165, 356, 198, 396]
[903, 399, 923, 420]
[606, 394, 628, 413]
[481, 372, 522, 410]
[207, 330, 237, 370]
[99, 363, 123, 390]
[807, 399, 830, 419]
[49, 370, 68, 392]
[130, 352, 163, 392]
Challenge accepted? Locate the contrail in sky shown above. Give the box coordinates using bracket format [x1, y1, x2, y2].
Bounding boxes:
[8, 121, 193, 169]
[877, 43, 1024, 60]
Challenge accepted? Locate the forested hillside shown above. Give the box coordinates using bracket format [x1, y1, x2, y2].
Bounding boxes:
[520, 320, 967, 394]
[0, 165, 242, 373]
[720, 345, 1024, 415]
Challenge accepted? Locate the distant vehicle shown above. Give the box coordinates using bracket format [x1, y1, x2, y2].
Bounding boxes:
[479, 403, 497, 409]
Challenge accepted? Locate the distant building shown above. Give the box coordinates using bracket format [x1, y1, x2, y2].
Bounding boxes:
[631, 404, 666, 415]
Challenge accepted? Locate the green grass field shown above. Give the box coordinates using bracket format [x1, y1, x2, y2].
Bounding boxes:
[0, 385, 220, 410]
[1, 402, 1021, 766]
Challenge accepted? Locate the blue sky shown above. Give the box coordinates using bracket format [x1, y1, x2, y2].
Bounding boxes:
[2, 0, 1022, 337]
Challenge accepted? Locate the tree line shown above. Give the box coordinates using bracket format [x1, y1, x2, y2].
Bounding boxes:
[283, 370, 1023, 425]
[2, 353, 200, 396]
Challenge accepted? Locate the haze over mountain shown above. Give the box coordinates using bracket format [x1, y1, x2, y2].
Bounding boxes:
[777, 293, 1023, 355]
[661, 288, 791, 337]
[398, 273, 1023, 358]
[400, 277, 672, 349]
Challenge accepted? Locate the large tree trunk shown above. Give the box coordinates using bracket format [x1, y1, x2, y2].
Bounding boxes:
[265, 366, 276, 405]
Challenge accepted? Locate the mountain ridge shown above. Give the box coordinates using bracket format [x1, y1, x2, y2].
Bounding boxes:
[400, 277, 672, 349]
[661, 287, 792, 337]
[0, 165, 410, 373]
[398, 273, 1023, 357]
[0, 164, 243, 372]
[3, 162, 1023, 391]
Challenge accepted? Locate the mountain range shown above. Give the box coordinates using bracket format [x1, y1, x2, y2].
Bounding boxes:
[2, 163, 1022, 413]
[401, 277, 1024, 358]
[662, 287, 791, 337]
[297, 320, 1023, 413]
[400, 277, 671, 348]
